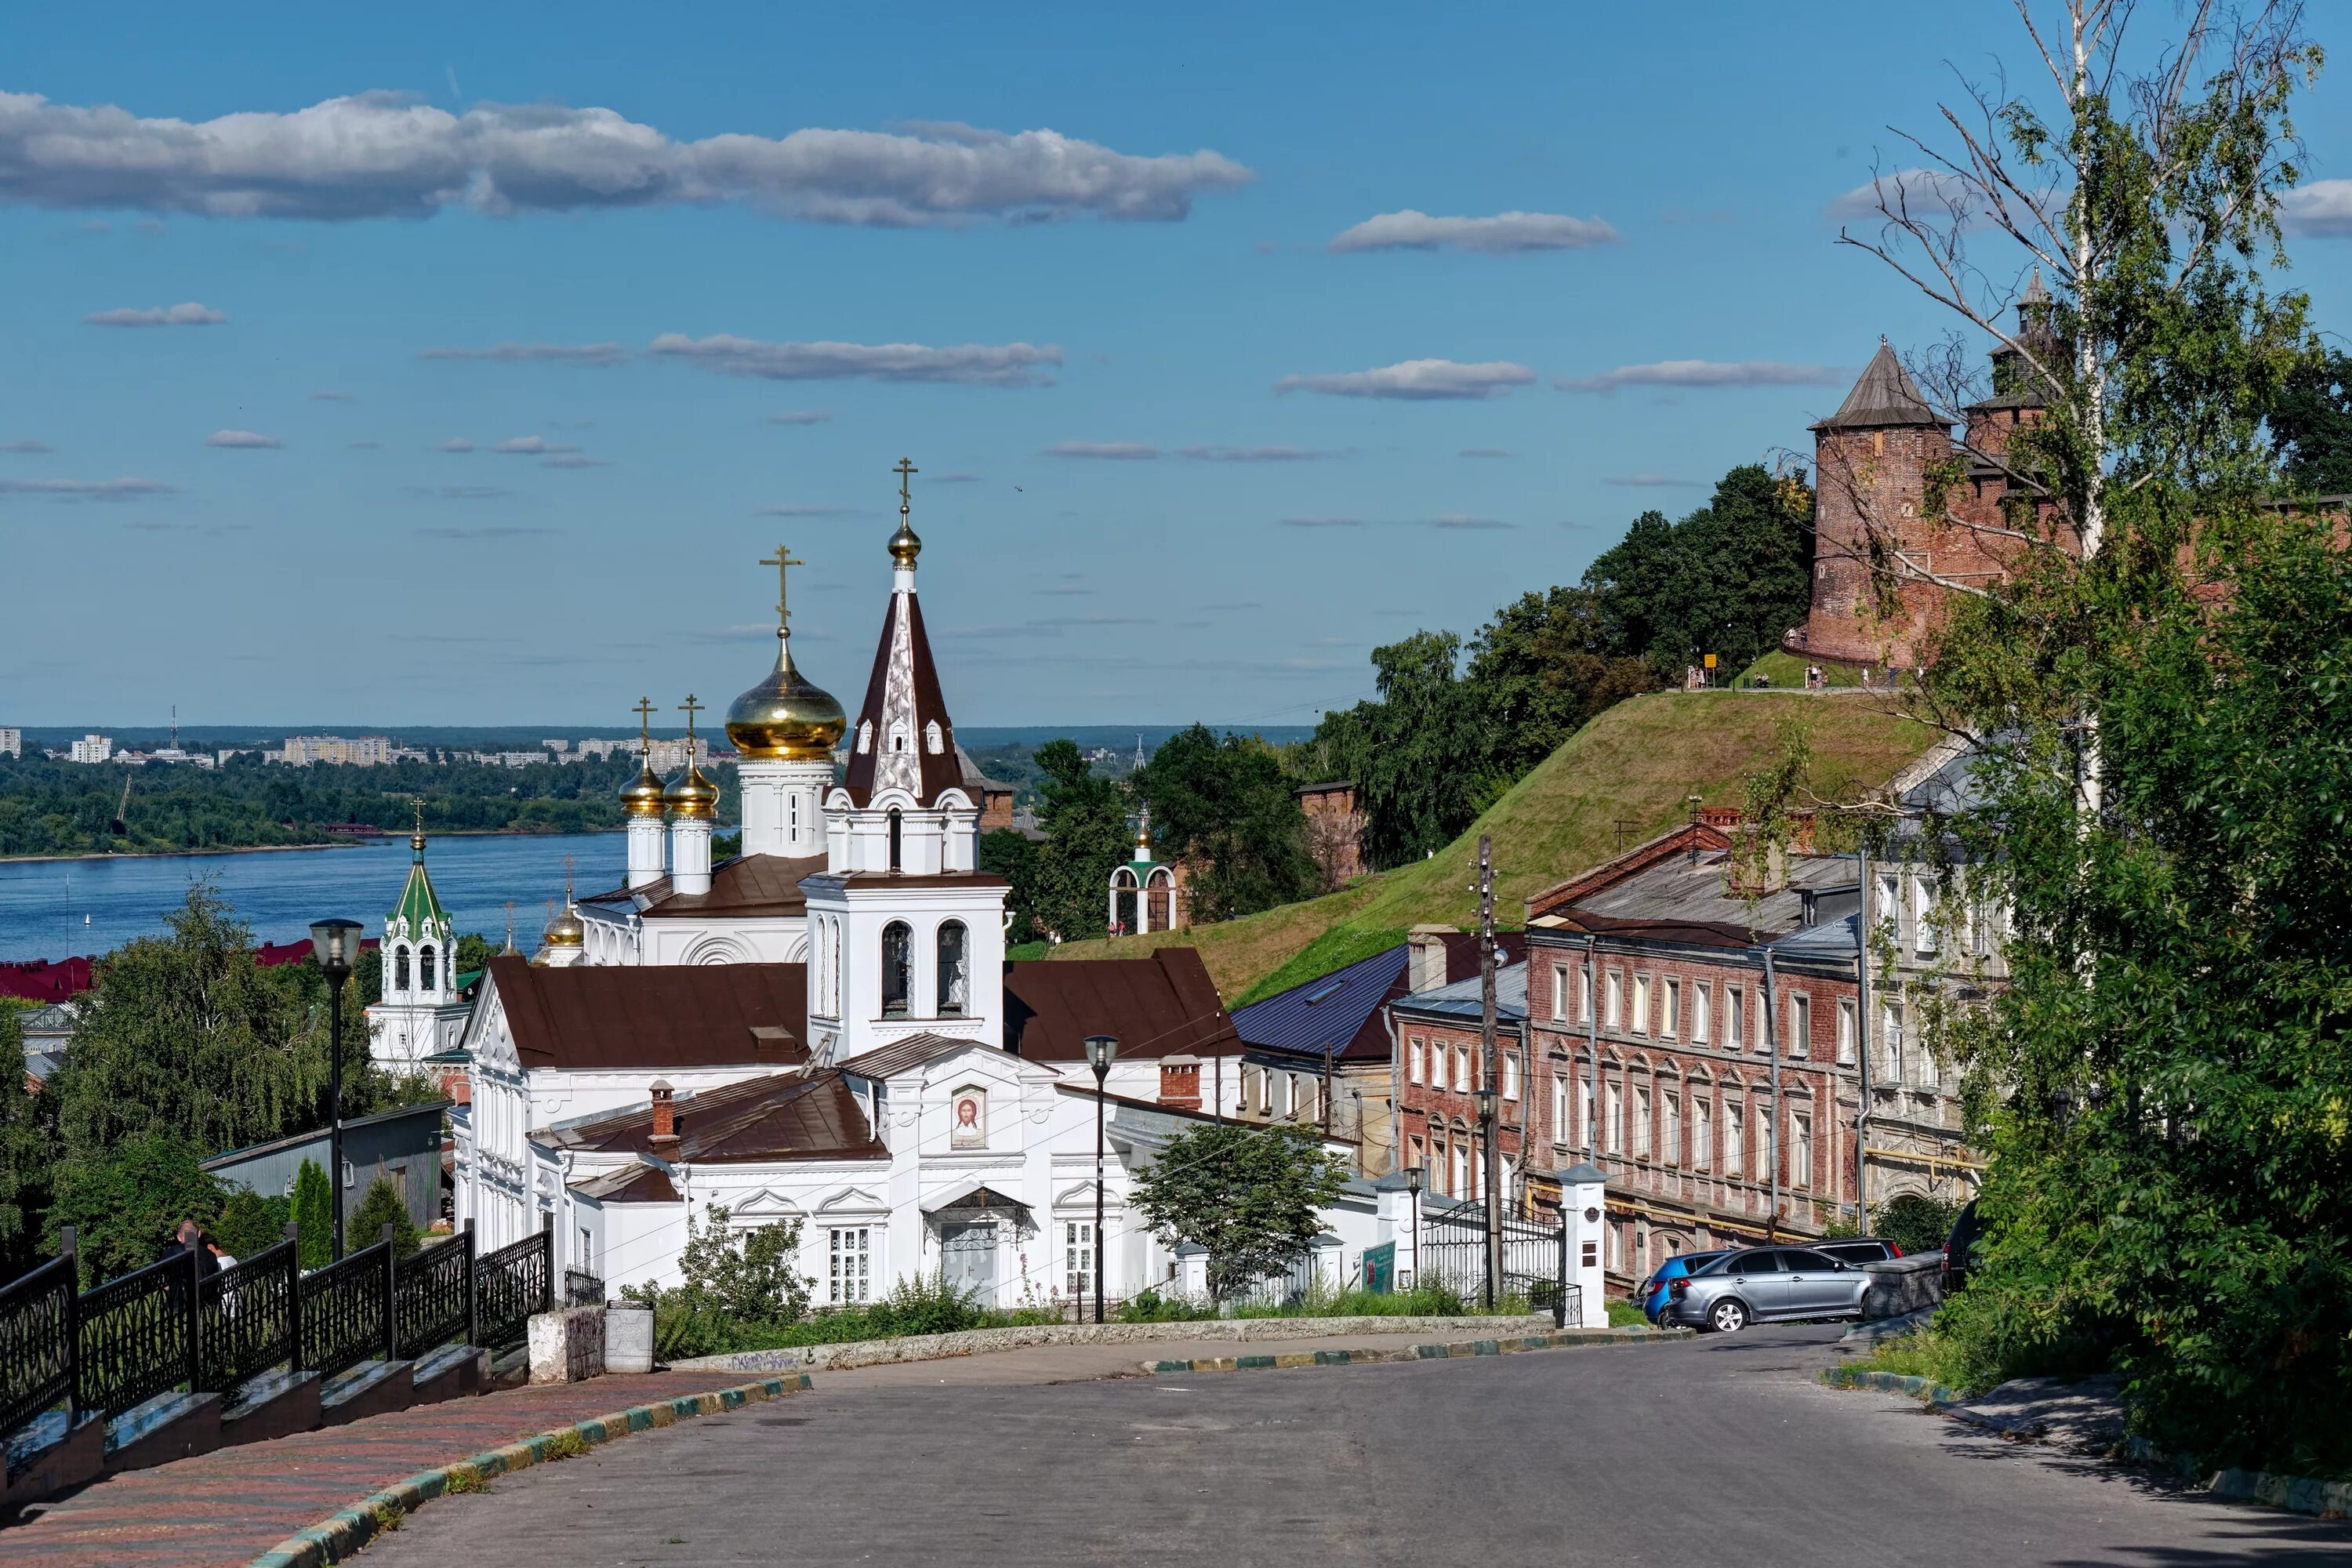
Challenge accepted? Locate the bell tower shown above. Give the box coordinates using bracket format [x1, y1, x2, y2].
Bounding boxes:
[366, 807, 469, 1070]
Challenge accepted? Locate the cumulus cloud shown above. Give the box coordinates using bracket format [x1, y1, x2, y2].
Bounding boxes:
[1044, 441, 1156, 459]
[1558, 359, 1843, 393]
[1604, 474, 1700, 488]
[766, 409, 832, 425]
[1329, 209, 1620, 253]
[1176, 445, 1340, 462]
[0, 476, 175, 500]
[650, 334, 1061, 387]
[205, 429, 281, 448]
[1278, 516, 1362, 528]
[490, 435, 579, 455]
[83, 301, 224, 327]
[756, 503, 862, 517]
[1, 439, 54, 453]
[1276, 358, 1535, 401]
[439, 437, 475, 452]
[419, 342, 625, 365]
[0, 91, 1251, 226]
[2284, 179, 2352, 237]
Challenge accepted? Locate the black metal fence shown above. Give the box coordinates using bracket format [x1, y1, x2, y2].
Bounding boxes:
[1418, 1203, 1573, 1327]
[0, 1222, 554, 1451]
[563, 1267, 606, 1310]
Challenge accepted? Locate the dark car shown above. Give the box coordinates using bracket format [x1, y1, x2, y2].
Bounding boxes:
[1664, 1246, 1871, 1333]
[1942, 1200, 1986, 1291]
[1810, 1238, 1904, 1267]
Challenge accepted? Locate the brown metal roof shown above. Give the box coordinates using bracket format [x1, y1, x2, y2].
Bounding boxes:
[836, 1031, 985, 1080]
[841, 589, 964, 808]
[1004, 947, 1240, 1062]
[546, 1069, 886, 1164]
[800, 870, 1012, 891]
[579, 853, 829, 918]
[569, 1163, 683, 1203]
[486, 956, 809, 1072]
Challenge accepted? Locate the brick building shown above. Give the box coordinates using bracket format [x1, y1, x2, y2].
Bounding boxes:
[1390, 956, 1530, 1203]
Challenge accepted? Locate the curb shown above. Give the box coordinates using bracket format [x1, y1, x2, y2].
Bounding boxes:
[1145, 1326, 1692, 1375]
[1818, 1366, 1968, 1404]
[242, 1374, 812, 1568]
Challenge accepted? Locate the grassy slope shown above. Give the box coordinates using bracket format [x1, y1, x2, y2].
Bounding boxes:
[1050, 691, 1940, 1001]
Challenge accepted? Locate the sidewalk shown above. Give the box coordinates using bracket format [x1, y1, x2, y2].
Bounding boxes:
[5, 1327, 1598, 1568]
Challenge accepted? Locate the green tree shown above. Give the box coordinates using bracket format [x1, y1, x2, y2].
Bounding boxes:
[1025, 740, 1131, 942]
[349, 1175, 422, 1258]
[1871, 1192, 1964, 1259]
[0, 1004, 55, 1276]
[978, 828, 1044, 940]
[45, 1132, 220, 1282]
[292, 1156, 334, 1269]
[1465, 586, 1661, 780]
[1583, 464, 1815, 680]
[1131, 1123, 1347, 1305]
[1133, 725, 1317, 923]
[1312, 631, 1492, 869]
[214, 1188, 292, 1261]
[2268, 343, 2352, 496]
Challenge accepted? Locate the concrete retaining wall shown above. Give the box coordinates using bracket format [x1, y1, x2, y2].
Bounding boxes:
[1861, 1255, 1944, 1321]
[673, 1312, 1557, 1375]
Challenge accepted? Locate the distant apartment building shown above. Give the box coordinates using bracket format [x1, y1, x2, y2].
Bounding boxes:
[278, 734, 394, 767]
[575, 737, 624, 761]
[543, 739, 569, 756]
[0, 728, 20, 758]
[68, 734, 113, 764]
[643, 737, 713, 773]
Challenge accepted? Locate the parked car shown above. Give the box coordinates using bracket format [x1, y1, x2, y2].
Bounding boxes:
[1664, 1246, 1871, 1334]
[1639, 1249, 1732, 1323]
[1809, 1238, 1904, 1266]
[1941, 1200, 1986, 1291]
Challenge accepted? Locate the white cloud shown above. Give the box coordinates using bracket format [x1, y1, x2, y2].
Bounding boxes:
[490, 435, 579, 455]
[766, 409, 832, 426]
[0, 476, 175, 500]
[1329, 209, 1620, 253]
[419, 342, 625, 365]
[1, 439, 54, 453]
[650, 334, 1061, 387]
[1603, 474, 1700, 488]
[1044, 441, 1157, 459]
[1276, 358, 1535, 401]
[0, 91, 1251, 226]
[1427, 513, 1512, 530]
[539, 454, 608, 469]
[1278, 516, 1362, 528]
[439, 437, 475, 452]
[1827, 167, 1974, 221]
[205, 429, 281, 448]
[83, 301, 224, 327]
[2284, 179, 2352, 237]
[1176, 445, 1340, 462]
[934, 470, 982, 483]
[1558, 359, 1844, 393]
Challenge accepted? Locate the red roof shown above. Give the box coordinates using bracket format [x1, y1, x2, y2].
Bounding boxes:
[1003, 947, 1240, 1062]
[0, 957, 93, 1004]
[485, 956, 811, 1072]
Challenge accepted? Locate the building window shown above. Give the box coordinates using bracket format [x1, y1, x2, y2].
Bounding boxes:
[1551, 1075, 1569, 1145]
[1551, 964, 1569, 1022]
[1454, 1045, 1471, 1093]
[393, 945, 411, 990]
[1914, 877, 1938, 953]
[887, 808, 904, 872]
[1410, 1134, 1426, 1175]
[1788, 993, 1810, 1058]
[1723, 1099, 1744, 1175]
[419, 945, 436, 991]
[1606, 1083, 1623, 1153]
[1633, 1085, 1652, 1158]
[1605, 971, 1623, 1029]
[1064, 1221, 1094, 1300]
[1791, 1112, 1813, 1189]
[1725, 985, 1744, 1050]
[1661, 977, 1680, 1039]
[857, 720, 873, 753]
[829, 1227, 872, 1304]
[1693, 1096, 1713, 1171]
[926, 720, 944, 755]
[1578, 965, 1593, 1023]
[1883, 1001, 1906, 1083]
[1837, 999, 1858, 1064]
[1502, 1051, 1521, 1102]
[936, 921, 969, 1016]
[1580, 1077, 1595, 1149]
[1877, 873, 1902, 944]
[1632, 974, 1651, 1035]
[1661, 1090, 1681, 1165]
[1408, 1037, 1424, 1086]
[880, 921, 912, 1016]
[1693, 982, 1711, 1043]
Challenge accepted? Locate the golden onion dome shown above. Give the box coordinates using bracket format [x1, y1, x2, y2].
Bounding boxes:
[619, 759, 668, 818]
[663, 763, 720, 820]
[887, 515, 922, 568]
[543, 902, 585, 948]
[724, 636, 847, 761]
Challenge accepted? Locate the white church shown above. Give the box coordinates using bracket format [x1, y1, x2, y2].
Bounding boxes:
[406, 469, 1367, 1312]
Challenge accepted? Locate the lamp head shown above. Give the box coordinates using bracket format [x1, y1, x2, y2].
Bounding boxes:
[1404, 1164, 1425, 1196]
[1083, 1033, 1120, 1078]
[310, 916, 365, 982]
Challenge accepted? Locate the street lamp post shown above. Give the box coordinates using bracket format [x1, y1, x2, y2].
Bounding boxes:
[1083, 1033, 1120, 1324]
[1403, 1163, 1425, 1290]
[1472, 1087, 1501, 1311]
[310, 916, 365, 1260]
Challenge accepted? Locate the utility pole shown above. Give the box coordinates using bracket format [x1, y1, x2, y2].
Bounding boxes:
[1478, 834, 1502, 1311]
[1763, 946, 1780, 1241]
[1854, 845, 1876, 1229]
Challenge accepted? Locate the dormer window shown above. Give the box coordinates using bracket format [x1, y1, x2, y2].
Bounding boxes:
[889, 721, 909, 754]
[857, 721, 873, 754]
[925, 720, 943, 755]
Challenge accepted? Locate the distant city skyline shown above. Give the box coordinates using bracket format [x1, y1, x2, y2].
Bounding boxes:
[3, 2, 2347, 727]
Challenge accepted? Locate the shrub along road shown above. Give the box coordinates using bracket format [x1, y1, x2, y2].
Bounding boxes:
[361, 1324, 2351, 1566]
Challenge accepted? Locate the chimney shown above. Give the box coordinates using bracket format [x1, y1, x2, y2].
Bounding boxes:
[1799, 887, 1819, 928]
[648, 1080, 678, 1156]
[1406, 925, 1450, 993]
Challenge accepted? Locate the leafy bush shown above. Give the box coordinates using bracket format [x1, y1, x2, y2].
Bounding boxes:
[349, 1176, 421, 1258]
[214, 1189, 292, 1260]
[1118, 1288, 1212, 1323]
[292, 1158, 333, 1269]
[1872, 1193, 1965, 1258]
[1119, 1282, 1474, 1323]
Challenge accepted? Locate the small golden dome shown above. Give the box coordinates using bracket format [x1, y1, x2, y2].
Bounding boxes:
[724, 637, 847, 761]
[543, 902, 585, 948]
[663, 764, 720, 821]
[887, 517, 922, 568]
[619, 760, 667, 818]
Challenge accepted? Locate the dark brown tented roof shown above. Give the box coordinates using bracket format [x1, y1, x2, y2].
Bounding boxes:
[486, 956, 809, 1071]
[1004, 947, 1240, 1062]
[569, 1163, 683, 1203]
[546, 1069, 886, 1164]
[1811, 340, 1943, 430]
[841, 588, 964, 808]
[579, 853, 828, 919]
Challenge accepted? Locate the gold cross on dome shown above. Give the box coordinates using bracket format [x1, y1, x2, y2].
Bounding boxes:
[759, 545, 804, 630]
[678, 693, 703, 741]
[412, 798, 425, 837]
[633, 696, 656, 747]
[894, 456, 918, 514]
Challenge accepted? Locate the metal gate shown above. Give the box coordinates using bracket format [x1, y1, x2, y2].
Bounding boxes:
[1418, 1203, 1573, 1326]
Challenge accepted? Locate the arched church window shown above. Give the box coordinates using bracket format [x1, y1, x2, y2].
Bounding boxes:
[394, 946, 411, 991]
[858, 721, 873, 754]
[881, 921, 912, 1017]
[890, 722, 909, 754]
[925, 720, 943, 755]
[419, 946, 437, 991]
[937, 921, 968, 1017]
[887, 808, 903, 872]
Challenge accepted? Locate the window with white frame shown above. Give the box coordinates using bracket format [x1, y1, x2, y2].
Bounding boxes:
[1723, 1098, 1744, 1174]
[1502, 1051, 1521, 1102]
[1883, 1000, 1906, 1083]
[1693, 1095, 1713, 1171]
[1632, 974, 1651, 1035]
[1633, 1084, 1652, 1157]
[1877, 873, 1902, 944]
[1552, 964, 1569, 1022]
[1454, 1045, 1471, 1093]
[1661, 1089, 1681, 1165]
[1407, 1038, 1424, 1086]
[1725, 985, 1744, 1049]
[829, 1227, 872, 1305]
[1914, 877, 1938, 954]
[1580, 1077, 1595, 1149]
[1661, 977, 1680, 1038]
[1693, 981, 1711, 1042]
[1837, 999, 1858, 1064]
[1579, 965, 1593, 1023]
[1788, 993, 1811, 1058]
[1791, 1111, 1814, 1189]
[1605, 970, 1623, 1028]
[1064, 1221, 1094, 1300]
[1552, 1076, 1570, 1145]
[1606, 1082, 1624, 1152]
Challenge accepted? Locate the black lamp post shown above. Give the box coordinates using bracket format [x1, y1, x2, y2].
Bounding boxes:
[1403, 1163, 1425, 1289]
[1083, 1033, 1120, 1323]
[310, 916, 364, 1259]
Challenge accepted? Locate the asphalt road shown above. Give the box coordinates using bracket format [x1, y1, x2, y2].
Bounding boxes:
[361, 1325, 2351, 1567]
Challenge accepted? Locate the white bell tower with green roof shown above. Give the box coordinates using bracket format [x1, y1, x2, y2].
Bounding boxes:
[368, 808, 470, 1071]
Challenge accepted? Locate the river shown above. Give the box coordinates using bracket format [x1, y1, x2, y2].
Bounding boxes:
[0, 833, 630, 960]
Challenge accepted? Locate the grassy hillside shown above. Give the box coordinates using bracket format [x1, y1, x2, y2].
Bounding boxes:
[1046, 690, 1940, 1003]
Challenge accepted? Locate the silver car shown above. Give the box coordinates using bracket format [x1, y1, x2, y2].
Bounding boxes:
[1662, 1246, 1870, 1333]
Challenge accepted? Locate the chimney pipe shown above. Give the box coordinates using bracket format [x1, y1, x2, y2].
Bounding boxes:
[649, 1079, 679, 1156]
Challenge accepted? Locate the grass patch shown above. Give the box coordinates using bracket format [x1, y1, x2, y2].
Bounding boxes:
[1606, 1298, 1649, 1328]
[1119, 1283, 1480, 1323]
[1845, 1330, 1979, 1392]
[1006, 940, 1051, 961]
[539, 1429, 592, 1461]
[1732, 650, 1883, 689]
[1232, 924, 1410, 1007]
[643, 1272, 1062, 1359]
[440, 1464, 487, 1496]
[368, 1501, 405, 1534]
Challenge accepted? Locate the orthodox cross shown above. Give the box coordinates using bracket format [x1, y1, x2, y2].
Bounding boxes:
[894, 456, 917, 517]
[759, 546, 804, 632]
[412, 798, 425, 837]
[633, 696, 657, 760]
[679, 693, 704, 745]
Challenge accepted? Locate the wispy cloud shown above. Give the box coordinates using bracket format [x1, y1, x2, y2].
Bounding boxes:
[1558, 359, 1843, 393]
[0, 476, 176, 500]
[1458, 447, 1512, 459]
[756, 503, 864, 517]
[490, 435, 579, 455]
[1044, 441, 1156, 459]
[415, 524, 556, 539]
[1278, 516, 1363, 528]
[0, 439, 54, 453]
[1176, 445, 1341, 462]
[1827, 167, 1976, 221]
[205, 429, 281, 448]
[766, 409, 832, 426]
[1276, 358, 1534, 401]
[0, 93, 1252, 226]
[403, 484, 514, 501]
[1604, 474, 1700, 488]
[652, 335, 1062, 387]
[2284, 179, 2352, 237]
[439, 437, 475, 452]
[83, 301, 225, 327]
[1329, 209, 1620, 253]
[419, 342, 625, 365]
[1427, 513, 1512, 530]
[540, 454, 608, 469]
[308, 390, 353, 401]
[347, 441, 383, 450]
[934, 470, 983, 483]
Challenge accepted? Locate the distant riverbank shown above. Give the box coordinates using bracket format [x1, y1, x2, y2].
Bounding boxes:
[0, 826, 629, 866]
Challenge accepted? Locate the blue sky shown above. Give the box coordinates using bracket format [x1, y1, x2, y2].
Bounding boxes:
[4, 2, 2347, 731]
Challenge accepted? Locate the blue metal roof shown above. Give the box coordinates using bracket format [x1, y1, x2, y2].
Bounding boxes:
[1390, 960, 1529, 1025]
[1768, 911, 1862, 959]
[1231, 944, 1407, 1058]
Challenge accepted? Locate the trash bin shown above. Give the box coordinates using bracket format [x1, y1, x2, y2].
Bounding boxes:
[605, 1303, 655, 1374]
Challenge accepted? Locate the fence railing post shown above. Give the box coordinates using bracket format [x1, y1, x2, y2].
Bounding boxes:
[182, 1245, 203, 1396]
[538, 1220, 554, 1316]
[1554, 1216, 1570, 1330]
[379, 1223, 398, 1363]
[61, 1225, 81, 1424]
[463, 1219, 478, 1350]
